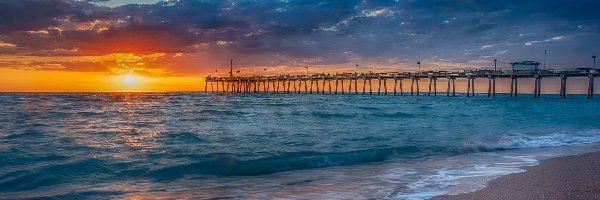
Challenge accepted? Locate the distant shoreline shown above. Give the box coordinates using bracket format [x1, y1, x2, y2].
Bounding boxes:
[433, 151, 600, 200]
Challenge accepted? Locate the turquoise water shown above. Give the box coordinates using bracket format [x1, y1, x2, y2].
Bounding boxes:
[1, 93, 599, 199]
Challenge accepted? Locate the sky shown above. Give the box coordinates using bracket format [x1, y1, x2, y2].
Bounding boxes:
[0, 0, 599, 92]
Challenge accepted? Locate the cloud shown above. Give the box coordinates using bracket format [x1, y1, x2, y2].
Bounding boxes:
[0, 0, 599, 73]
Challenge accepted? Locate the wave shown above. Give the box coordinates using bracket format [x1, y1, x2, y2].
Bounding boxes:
[467, 130, 600, 152]
[145, 129, 600, 180]
[371, 112, 416, 118]
[394, 130, 600, 200]
[311, 111, 356, 119]
[146, 148, 404, 180]
[0, 158, 112, 193]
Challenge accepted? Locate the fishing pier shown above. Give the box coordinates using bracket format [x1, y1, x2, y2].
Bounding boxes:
[204, 68, 598, 99]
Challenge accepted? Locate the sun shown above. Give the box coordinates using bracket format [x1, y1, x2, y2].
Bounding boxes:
[123, 74, 138, 85]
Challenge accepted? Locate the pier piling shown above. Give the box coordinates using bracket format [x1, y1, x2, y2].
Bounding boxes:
[467, 78, 471, 97]
[377, 76, 382, 95]
[410, 78, 414, 96]
[428, 78, 432, 96]
[588, 73, 595, 99]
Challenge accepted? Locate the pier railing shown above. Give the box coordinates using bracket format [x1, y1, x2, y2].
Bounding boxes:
[204, 69, 597, 99]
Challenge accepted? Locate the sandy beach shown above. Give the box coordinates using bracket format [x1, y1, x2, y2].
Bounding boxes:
[434, 151, 600, 200]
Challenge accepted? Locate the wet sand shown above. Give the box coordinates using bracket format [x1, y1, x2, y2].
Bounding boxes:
[434, 151, 600, 200]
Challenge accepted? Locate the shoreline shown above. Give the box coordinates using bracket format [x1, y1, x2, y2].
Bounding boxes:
[432, 151, 600, 200]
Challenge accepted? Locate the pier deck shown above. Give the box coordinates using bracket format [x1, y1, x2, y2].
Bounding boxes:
[204, 69, 598, 99]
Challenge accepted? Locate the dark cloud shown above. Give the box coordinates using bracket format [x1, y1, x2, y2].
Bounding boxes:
[0, 0, 73, 33]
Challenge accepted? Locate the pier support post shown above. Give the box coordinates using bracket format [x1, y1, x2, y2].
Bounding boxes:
[537, 77, 542, 98]
[225, 80, 229, 93]
[362, 77, 367, 95]
[281, 79, 286, 93]
[433, 78, 437, 96]
[247, 81, 251, 93]
[514, 77, 518, 97]
[369, 78, 373, 95]
[297, 78, 301, 94]
[354, 77, 358, 95]
[410, 78, 414, 96]
[223, 81, 227, 93]
[377, 76, 382, 95]
[487, 76, 491, 97]
[315, 78, 319, 94]
[467, 78, 471, 97]
[533, 74, 542, 98]
[471, 77, 475, 96]
[510, 77, 513, 97]
[328, 79, 332, 95]
[510, 76, 514, 97]
[309, 77, 313, 94]
[588, 74, 594, 99]
[287, 78, 291, 93]
[393, 77, 397, 95]
[493, 78, 496, 97]
[560, 75, 567, 98]
[322, 77, 326, 94]
[304, 80, 308, 94]
[428, 78, 432, 96]
[221, 81, 225, 93]
[452, 78, 456, 96]
[246, 81, 250, 93]
[416, 78, 420, 96]
[348, 76, 352, 95]
[341, 78, 345, 94]
[399, 79, 403, 95]
[533, 77, 538, 98]
[335, 76, 339, 94]
[384, 78, 388, 95]
[446, 77, 450, 96]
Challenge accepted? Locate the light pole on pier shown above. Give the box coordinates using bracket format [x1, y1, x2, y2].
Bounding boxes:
[229, 59, 233, 78]
[417, 62, 421, 73]
[494, 59, 497, 71]
[593, 56, 596, 71]
[305, 67, 309, 75]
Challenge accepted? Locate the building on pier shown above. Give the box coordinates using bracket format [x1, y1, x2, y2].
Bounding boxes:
[511, 61, 540, 72]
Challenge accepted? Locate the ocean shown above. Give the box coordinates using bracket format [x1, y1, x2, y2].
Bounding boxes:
[1, 92, 599, 199]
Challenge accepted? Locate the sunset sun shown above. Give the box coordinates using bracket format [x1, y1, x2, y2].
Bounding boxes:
[123, 75, 138, 85]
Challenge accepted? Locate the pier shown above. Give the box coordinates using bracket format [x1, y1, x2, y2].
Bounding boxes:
[204, 69, 598, 99]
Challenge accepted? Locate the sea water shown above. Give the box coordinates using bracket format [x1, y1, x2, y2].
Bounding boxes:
[1, 92, 599, 199]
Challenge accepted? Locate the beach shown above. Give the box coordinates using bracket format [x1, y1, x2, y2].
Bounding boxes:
[434, 151, 600, 200]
